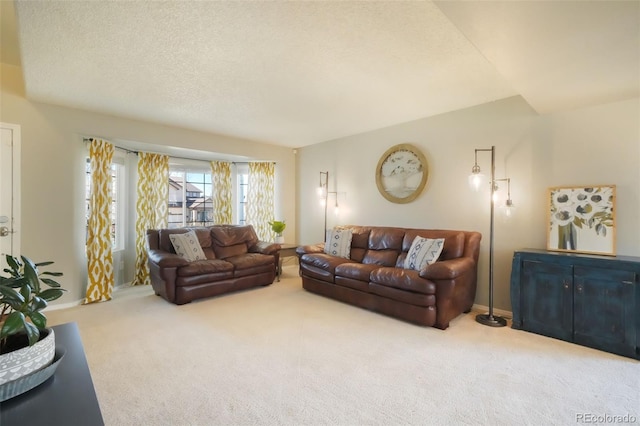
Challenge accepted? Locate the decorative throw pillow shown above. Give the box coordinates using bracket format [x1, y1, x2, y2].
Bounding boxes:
[404, 236, 445, 270]
[324, 228, 353, 259]
[169, 230, 206, 262]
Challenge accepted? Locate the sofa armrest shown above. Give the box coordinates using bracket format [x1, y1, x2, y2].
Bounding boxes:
[419, 257, 474, 280]
[147, 249, 189, 268]
[249, 241, 280, 255]
[296, 244, 324, 256]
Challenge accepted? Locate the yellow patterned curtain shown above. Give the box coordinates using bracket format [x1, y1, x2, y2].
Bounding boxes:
[133, 152, 169, 286]
[84, 139, 115, 304]
[246, 162, 275, 241]
[210, 161, 232, 224]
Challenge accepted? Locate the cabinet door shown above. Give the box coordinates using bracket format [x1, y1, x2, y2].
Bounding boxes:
[574, 267, 636, 358]
[521, 260, 573, 341]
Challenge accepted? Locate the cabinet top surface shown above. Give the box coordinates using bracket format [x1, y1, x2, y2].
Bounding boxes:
[515, 248, 640, 264]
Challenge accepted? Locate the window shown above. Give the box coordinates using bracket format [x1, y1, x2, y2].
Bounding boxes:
[85, 157, 125, 251]
[168, 168, 213, 228]
[236, 164, 248, 225]
[165, 162, 253, 227]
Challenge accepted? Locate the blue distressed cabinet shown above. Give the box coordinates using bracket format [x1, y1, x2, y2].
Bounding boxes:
[510, 249, 639, 360]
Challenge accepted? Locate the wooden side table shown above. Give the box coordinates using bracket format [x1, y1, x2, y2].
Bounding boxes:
[277, 244, 298, 281]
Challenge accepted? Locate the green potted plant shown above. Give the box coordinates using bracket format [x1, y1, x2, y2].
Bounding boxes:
[268, 220, 286, 244]
[0, 255, 65, 385]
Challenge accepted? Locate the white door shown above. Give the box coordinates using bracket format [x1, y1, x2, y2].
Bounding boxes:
[0, 123, 21, 270]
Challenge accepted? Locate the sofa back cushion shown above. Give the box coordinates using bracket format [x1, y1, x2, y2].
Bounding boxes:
[215, 243, 249, 259]
[210, 225, 258, 259]
[158, 227, 215, 259]
[361, 227, 404, 266]
[328, 226, 470, 266]
[348, 227, 371, 262]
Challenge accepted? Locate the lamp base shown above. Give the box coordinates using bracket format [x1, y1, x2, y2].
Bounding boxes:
[476, 313, 507, 327]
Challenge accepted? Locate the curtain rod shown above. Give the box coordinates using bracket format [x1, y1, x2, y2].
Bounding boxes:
[83, 138, 274, 164]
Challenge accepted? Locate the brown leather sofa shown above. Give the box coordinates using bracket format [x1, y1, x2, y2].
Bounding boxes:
[296, 226, 482, 329]
[146, 225, 280, 305]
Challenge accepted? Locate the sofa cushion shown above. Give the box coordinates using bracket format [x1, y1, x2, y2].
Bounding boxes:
[361, 227, 404, 266]
[348, 227, 371, 262]
[159, 228, 186, 253]
[175, 271, 235, 287]
[300, 263, 335, 283]
[362, 250, 400, 266]
[211, 225, 259, 248]
[225, 253, 274, 270]
[404, 236, 444, 270]
[301, 253, 351, 274]
[192, 227, 213, 249]
[169, 230, 207, 262]
[324, 228, 353, 259]
[369, 283, 436, 307]
[176, 259, 234, 277]
[368, 227, 404, 250]
[192, 228, 216, 259]
[370, 267, 436, 295]
[335, 276, 370, 292]
[335, 263, 380, 282]
[214, 243, 248, 259]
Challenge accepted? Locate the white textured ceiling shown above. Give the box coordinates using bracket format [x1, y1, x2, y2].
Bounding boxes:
[6, 1, 640, 148]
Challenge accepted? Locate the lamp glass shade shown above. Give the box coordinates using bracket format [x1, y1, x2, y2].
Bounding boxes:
[468, 171, 484, 191]
[492, 183, 501, 203]
[502, 199, 515, 218]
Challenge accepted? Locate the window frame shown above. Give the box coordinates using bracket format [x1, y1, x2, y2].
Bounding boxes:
[235, 163, 249, 225]
[168, 163, 214, 229]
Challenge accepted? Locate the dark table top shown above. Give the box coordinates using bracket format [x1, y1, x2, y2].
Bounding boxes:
[1, 322, 104, 425]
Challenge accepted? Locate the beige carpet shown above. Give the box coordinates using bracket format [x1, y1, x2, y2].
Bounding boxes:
[46, 266, 639, 426]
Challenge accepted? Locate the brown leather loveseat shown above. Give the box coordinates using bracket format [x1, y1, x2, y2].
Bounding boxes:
[146, 225, 279, 305]
[296, 225, 481, 329]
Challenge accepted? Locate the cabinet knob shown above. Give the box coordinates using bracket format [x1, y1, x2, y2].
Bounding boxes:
[563, 281, 569, 290]
[576, 285, 583, 292]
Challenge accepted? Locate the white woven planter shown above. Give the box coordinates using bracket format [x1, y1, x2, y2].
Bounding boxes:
[0, 328, 55, 385]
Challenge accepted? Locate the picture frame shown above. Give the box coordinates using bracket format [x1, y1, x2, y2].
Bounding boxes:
[547, 185, 616, 256]
[375, 144, 429, 204]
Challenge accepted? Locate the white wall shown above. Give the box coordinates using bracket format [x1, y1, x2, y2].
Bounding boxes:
[1, 63, 297, 306]
[297, 95, 640, 312]
[3, 59, 637, 312]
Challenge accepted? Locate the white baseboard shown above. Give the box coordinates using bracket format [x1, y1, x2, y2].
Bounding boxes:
[471, 304, 513, 320]
[45, 299, 83, 311]
[45, 281, 132, 311]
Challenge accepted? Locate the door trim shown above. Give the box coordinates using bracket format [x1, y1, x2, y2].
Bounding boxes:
[0, 122, 21, 257]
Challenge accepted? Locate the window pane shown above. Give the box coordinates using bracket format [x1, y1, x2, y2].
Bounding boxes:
[168, 168, 214, 228]
[238, 172, 248, 225]
[86, 159, 124, 251]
